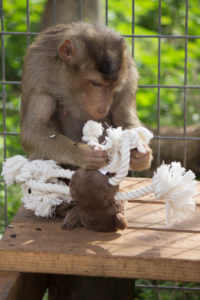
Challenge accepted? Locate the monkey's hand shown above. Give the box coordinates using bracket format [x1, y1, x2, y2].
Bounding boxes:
[130, 145, 153, 171]
[76, 143, 108, 170]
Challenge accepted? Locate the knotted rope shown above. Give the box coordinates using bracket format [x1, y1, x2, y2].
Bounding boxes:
[2, 121, 197, 226]
[2, 156, 74, 217]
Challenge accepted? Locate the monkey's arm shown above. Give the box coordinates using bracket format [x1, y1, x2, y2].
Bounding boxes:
[111, 63, 140, 129]
[20, 94, 107, 169]
[111, 65, 153, 171]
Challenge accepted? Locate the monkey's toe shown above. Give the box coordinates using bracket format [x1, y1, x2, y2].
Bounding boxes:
[62, 207, 82, 230]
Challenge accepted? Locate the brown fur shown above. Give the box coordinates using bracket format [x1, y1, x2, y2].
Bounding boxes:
[62, 169, 127, 232]
[20, 22, 152, 171]
[20, 23, 152, 228]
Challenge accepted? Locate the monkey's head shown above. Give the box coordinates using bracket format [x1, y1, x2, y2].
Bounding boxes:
[58, 24, 129, 121]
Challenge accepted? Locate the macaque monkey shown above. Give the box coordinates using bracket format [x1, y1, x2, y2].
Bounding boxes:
[21, 22, 152, 172]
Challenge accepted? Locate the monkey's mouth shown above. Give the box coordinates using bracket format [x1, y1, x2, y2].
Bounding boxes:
[83, 110, 108, 121]
[86, 113, 108, 121]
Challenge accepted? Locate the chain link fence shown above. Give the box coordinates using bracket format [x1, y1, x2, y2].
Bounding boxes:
[1, 0, 200, 299]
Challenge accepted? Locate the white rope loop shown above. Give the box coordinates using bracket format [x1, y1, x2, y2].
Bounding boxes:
[16, 164, 73, 183]
[1, 121, 197, 226]
[108, 137, 131, 186]
[1, 155, 73, 217]
[115, 184, 154, 201]
[50, 169, 74, 180]
[28, 180, 70, 195]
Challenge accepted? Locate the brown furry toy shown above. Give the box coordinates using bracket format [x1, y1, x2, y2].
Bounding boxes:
[62, 168, 128, 232]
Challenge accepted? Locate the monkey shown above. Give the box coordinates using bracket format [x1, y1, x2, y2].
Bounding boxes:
[20, 22, 152, 174]
[20, 22, 153, 225]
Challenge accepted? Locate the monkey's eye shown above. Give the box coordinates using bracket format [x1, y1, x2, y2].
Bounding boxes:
[90, 81, 102, 87]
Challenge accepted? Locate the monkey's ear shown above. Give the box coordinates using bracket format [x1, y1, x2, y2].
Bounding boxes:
[120, 37, 126, 50]
[58, 40, 76, 62]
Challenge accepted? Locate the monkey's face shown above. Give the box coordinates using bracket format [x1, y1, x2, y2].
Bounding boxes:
[58, 36, 127, 120]
[73, 57, 125, 121]
[79, 75, 116, 121]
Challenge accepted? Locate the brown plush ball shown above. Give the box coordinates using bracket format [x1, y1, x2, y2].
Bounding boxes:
[62, 169, 127, 232]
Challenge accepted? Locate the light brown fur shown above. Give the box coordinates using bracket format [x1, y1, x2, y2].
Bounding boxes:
[21, 22, 152, 171]
[21, 23, 152, 229]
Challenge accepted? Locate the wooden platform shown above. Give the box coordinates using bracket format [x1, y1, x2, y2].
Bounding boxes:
[0, 178, 200, 283]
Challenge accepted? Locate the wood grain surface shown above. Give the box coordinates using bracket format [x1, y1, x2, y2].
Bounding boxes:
[0, 178, 200, 283]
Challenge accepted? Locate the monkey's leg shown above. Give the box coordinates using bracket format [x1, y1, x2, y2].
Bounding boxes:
[55, 201, 75, 218]
[62, 206, 82, 230]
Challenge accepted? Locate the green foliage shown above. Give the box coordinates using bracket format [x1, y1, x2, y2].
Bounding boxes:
[0, 1, 200, 298]
[0, 0, 45, 228]
[0, 0, 199, 228]
[135, 279, 200, 299]
[0, 0, 199, 222]
[108, 0, 200, 127]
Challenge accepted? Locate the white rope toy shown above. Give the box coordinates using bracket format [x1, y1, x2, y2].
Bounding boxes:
[2, 156, 74, 217]
[2, 120, 197, 226]
[83, 121, 153, 185]
[82, 121, 197, 227]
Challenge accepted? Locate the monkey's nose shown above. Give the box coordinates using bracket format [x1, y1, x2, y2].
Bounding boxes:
[97, 106, 108, 115]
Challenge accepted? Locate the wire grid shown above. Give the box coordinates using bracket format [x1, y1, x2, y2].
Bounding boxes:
[0, 0, 200, 298]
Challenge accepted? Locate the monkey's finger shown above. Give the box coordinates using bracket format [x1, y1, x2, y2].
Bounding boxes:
[132, 153, 151, 163]
[131, 149, 150, 159]
[93, 150, 108, 157]
[89, 151, 108, 163]
[90, 148, 108, 158]
[90, 156, 108, 165]
[132, 157, 148, 167]
[85, 157, 108, 169]
[130, 154, 152, 171]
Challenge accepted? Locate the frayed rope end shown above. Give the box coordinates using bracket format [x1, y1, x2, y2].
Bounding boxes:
[152, 162, 197, 227]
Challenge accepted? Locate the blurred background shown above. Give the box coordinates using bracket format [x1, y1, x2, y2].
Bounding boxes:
[0, 1, 200, 298]
[1, 0, 200, 228]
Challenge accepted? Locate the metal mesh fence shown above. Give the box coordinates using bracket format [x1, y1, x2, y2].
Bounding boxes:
[0, 0, 200, 298]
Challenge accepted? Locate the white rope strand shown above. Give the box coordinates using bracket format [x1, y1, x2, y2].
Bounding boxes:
[46, 169, 74, 180]
[108, 138, 131, 186]
[1, 121, 197, 226]
[115, 184, 154, 201]
[28, 180, 70, 195]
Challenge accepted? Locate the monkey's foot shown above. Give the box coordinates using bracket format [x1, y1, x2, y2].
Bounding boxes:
[56, 201, 75, 217]
[62, 207, 82, 230]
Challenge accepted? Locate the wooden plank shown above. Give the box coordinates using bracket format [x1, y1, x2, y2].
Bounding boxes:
[123, 178, 200, 231]
[48, 275, 135, 300]
[0, 272, 47, 300]
[0, 179, 200, 283]
[120, 177, 200, 203]
[126, 202, 200, 231]
[0, 272, 20, 300]
[7, 273, 47, 300]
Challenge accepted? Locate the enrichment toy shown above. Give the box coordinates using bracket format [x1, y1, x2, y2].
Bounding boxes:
[2, 121, 197, 231]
